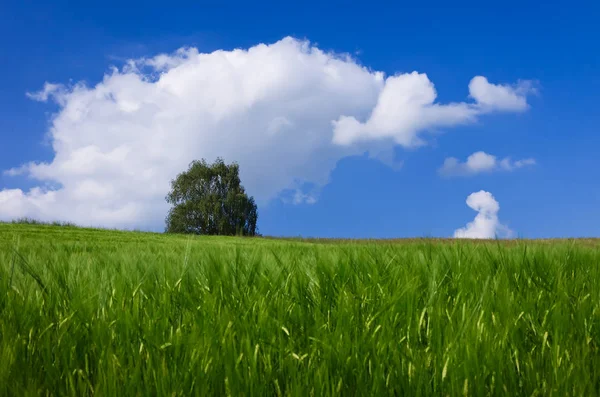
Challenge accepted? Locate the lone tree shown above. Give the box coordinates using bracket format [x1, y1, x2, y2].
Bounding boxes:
[165, 158, 258, 236]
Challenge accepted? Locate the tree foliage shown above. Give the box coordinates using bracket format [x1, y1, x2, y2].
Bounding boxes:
[165, 158, 258, 236]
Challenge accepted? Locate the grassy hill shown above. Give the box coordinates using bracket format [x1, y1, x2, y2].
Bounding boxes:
[1, 223, 599, 396]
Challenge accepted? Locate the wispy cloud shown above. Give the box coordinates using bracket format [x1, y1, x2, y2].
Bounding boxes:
[439, 151, 536, 177]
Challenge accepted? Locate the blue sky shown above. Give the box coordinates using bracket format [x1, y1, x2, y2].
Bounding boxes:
[0, 0, 598, 238]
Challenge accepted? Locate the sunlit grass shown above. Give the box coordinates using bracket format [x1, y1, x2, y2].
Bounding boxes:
[1, 223, 599, 396]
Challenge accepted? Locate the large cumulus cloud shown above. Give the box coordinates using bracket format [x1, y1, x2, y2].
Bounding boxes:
[1, 37, 533, 230]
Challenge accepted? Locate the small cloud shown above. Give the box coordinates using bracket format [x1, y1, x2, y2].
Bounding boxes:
[4, 165, 28, 177]
[469, 76, 535, 112]
[142, 47, 199, 71]
[279, 188, 318, 205]
[504, 158, 536, 170]
[26, 82, 64, 102]
[267, 116, 293, 135]
[439, 151, 535, 177]
[453, 190, 513, 239]
[290, 190, 317, 205]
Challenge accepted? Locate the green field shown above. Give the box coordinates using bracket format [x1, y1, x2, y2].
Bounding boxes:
[1, 223, 599, 396]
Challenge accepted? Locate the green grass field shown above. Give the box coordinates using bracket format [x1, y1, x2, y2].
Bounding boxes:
[1, 223, 599, 396]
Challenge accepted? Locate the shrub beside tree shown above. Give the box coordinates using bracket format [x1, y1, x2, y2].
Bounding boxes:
[165, 158, 258, 236]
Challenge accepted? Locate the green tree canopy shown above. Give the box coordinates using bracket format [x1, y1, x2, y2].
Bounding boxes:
[165, 158, 258, 236]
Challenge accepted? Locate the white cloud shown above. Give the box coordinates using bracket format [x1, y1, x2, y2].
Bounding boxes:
[1, 37, 534, 230]
[453, 190, 513, 239]
[332, 73, 535, 146]
[468, 76, 533, 112]
[26, 82, 65, 102]
[501, 157, 536, 170]
[4, 165, 28, 177]
[292, 190, 317, 205]
[439, 151, 536, 176]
